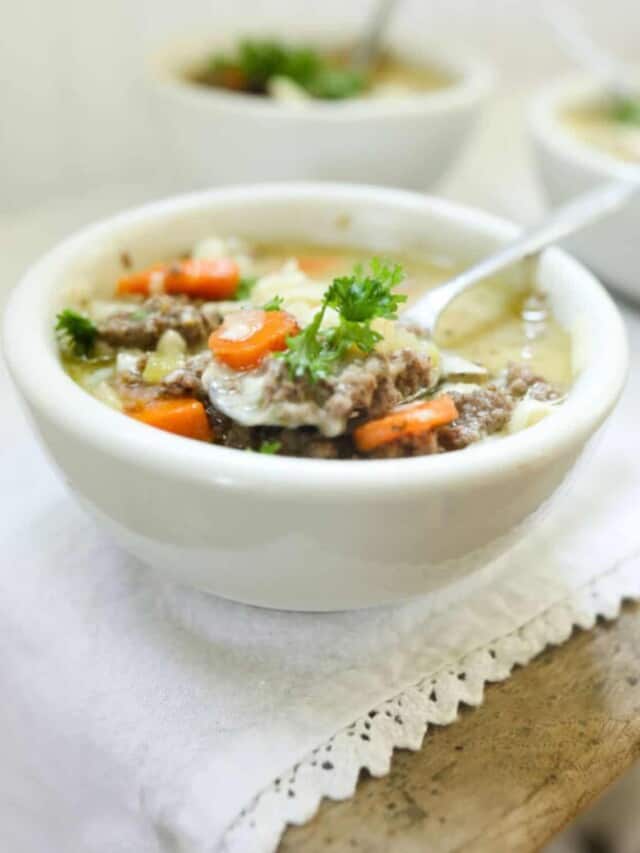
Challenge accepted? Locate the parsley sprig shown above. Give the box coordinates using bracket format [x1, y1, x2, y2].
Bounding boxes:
[262, 295, 284, 311]
[279, 259, 407, 382]
[258, 439, 281, 455]
[611, 95, 640, 126]
[55, 309, 98, 358]
[236, 276, 257, 300]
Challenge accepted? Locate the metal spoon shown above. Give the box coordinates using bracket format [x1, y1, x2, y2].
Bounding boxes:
[402, 180, 638, 337]
[543, 2, 638, 100]
[350, 0, 400, 74]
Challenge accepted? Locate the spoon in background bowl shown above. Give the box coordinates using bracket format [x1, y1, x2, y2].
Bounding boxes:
[402, 179, 638, 338]
[543, 2, 638, 101]
[350, 0, 400, 74]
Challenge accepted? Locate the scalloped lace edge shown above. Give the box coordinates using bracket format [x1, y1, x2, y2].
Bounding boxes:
[220, 552, 640, 853]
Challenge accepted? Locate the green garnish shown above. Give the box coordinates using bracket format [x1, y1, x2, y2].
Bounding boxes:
[305, 66, 365, 100]
[209, 39, 366, 101]
[236, 276, 257, 300]
[262, 295, 284, 311]
[279, 309, 339, 383]
[611, 95, 640, 126]
[258, 439, 282, 455]
[279, 258, 407, 382]
[325, 258, 406, 322]
[55, 309, 98, 358]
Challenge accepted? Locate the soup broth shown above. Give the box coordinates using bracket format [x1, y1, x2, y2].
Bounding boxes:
[563, 101, 640, 163]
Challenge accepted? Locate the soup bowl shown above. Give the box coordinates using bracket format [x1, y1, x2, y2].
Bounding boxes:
[529, 76, 640, 303]
[148, 23, 492, 191]
[2, 184, 627, 610]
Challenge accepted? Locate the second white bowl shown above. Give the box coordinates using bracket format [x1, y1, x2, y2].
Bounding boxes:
[148, 25, 492, 191]
[530, 76, 640, 303]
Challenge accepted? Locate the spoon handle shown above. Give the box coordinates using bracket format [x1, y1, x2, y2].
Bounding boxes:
[403, 180, 638, 335]
[543, 2, 637, 99]
[351, 0, 399, 72]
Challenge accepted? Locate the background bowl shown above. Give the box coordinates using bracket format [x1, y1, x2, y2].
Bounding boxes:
[2, 184, 627, 611]
[148, 24, 492, 191]
[530, 76, 640, 304]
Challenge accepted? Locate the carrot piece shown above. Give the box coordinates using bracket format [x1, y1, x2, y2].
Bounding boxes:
[117, 258, 240, 300]
[217, 66, 249, 91]
[209, 309, 299, 370]
[116, 263, 165, 296]
[296, 256, 342, 277]
[129, 398, 213, 442]
[353, 396, 459, 453]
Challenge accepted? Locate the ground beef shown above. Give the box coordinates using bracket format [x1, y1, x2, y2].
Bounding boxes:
[161, 352, 213, 399]
[265, 429, 348, 459]
[97, 295, 222, 349]
[205, 404, 353, 458]
[260, 348, 434, 435]
[504, 363, 560, 402]
[372, 363, 561, 458]
[363, 386, 514, 459]
[180, 356, 558, 458]
[437, 387, 514, 451]
[113, 351, 212, 407]
[114, 343, 560, 460]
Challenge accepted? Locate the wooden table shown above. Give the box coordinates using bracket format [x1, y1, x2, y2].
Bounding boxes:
[281, 601, 640, 852]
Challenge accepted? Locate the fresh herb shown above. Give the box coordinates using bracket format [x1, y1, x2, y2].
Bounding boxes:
[236, 276, 257, 300]
[305, 66, 365, 100]
[611, 95, 640, 125]
[324, 258, 406, 322]
[258, 439, 281, 455]
[208, 39, 366, 100]
[262, 295, 284, 311]
[55, 309, 98, 358]
[279, 259, 407, 382]
[279, 308, 340, 382]
[246, 439, 282, 454]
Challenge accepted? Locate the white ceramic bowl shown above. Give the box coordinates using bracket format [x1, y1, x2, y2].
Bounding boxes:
[3, 184, 627, 611]
[530, 76, 640, 303]
[148, 25, 492, 191]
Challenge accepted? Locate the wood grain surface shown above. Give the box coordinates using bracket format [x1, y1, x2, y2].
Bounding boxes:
[280, 601, 640, 852]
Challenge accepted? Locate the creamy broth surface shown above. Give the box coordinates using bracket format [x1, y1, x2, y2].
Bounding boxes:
[352, 54, 454, 96]
[563, 102, 640, 163]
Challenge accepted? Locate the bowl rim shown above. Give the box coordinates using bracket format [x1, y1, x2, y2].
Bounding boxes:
[2, 183, 628, 500]
[147, 28, 494, 122]
[529, 74, 640, 179]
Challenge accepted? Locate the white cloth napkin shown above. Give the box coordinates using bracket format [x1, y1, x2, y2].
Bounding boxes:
[1, 307, 639, 853]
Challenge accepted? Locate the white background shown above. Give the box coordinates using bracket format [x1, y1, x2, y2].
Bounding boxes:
[1, 0, 639, 215]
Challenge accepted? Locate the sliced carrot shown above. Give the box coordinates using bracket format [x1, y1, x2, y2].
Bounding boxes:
[296, 255, 342, 277]
[116, 263, 165, 296]
[209, 309, 299, 370]
[129, 398, 213, 442]
[353, 396, 459, 453]
[217, 66, 249, 91]
[117, 258, 240, 300]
